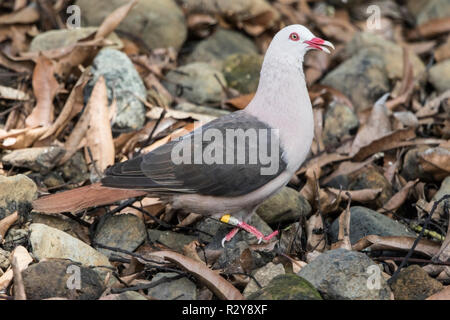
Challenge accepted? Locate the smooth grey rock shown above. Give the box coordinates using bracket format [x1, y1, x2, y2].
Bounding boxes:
[29, 27, 122, 52]
[186, 28, 258, 68]
[94, 214, 147, 258]
[429, 60, 450, 93]
[0, 174, 37, 219]
[147, 272, 197, 300]
[29, 223, 112, 267]
[163, 62, 226, 106]
[298, 249, 392, 300]
[248, 274, 322, 300]
[22, 260, 104, 300]
[256, 187, 312, 225]
[243, 262, 285, 297]
[76, 0, 187, 50]
[329, 206, 415, 244]
[147, 229, 197, 253]
[86, 48, 146, 131]
[322, 52, 389, 112]
[1, 147, 65, 174]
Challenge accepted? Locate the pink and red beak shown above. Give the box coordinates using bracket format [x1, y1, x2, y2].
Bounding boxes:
[304, 37, 335, 54]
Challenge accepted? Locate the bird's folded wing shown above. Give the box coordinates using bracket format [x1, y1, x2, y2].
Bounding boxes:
[102, 111, 287, 197]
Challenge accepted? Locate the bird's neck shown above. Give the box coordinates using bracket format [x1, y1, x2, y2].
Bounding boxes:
[245, 62, 314, 172]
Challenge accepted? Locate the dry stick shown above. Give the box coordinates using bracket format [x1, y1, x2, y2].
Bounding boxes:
[139, 108, 167, 152]
[388, 194, 450, 285]
[220, 272, 263, 289]
[374, 257, 450, 267]
[111, 274, 184, 294]
[93, 242, 186, 275]
[130, 204, 213, 237]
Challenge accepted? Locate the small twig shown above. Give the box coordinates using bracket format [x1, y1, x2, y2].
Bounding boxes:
[220, 272, 262, 289]
[139, 108, 167, 152]
[111, 274, 184, 294]
[375, 256, 450, 267]
[86, 146, 102, 178]
[388, 195, 450, 285]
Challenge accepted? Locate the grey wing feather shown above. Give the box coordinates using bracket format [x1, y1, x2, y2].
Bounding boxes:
[102, 111, 287, 197]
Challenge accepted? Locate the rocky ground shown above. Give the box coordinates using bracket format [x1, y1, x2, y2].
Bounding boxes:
[0, 0, 449, 300]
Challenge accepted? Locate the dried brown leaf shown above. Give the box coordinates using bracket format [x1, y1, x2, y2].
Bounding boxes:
[331, 199, 352, 250]
[408, 17, 450, 40]
[353, 235, 440, 257]
[378, 180, 419, 215]
[40, 70, 90, 141]
[426, 286, 450, 300]
[0, 211, 18, 242]
[149, 251, 244, 300]
[85, 76, 115, 173]
[225, 93, 255, 110]
[351, 95, 391, 156]
[0, 5, 39, 25]
[25, 55, 59, 128]
[353, 128, 416, 162]
[0, 246, 33, 292]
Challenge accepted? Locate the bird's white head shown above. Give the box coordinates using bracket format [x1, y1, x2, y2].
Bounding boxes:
[263, 24, 334, 71]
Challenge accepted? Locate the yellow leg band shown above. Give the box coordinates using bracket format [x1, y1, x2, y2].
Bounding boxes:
[220, 214, 231, 224]
[220, 214, 240, 226]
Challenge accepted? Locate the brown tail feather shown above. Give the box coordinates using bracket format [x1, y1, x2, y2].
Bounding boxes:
[32, 183, 147, 214]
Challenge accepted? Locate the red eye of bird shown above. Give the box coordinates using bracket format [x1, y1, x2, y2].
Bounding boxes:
[289, 32, 300, 41]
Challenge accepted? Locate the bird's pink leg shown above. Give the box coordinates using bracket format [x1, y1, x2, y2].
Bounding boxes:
[220, 214, 279, 247]
[238, 222, 279, 242]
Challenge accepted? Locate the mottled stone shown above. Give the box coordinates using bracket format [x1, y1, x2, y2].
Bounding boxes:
[86, 49, 147, 131]
[257, 187, 312, 225]
[76, 0, 187, 50]
[186, 28, 258, 68]
[329, 206, 416, 244]
[0, 174, 37, 219]
[248, 274, 322, 300]
[298, 249, 392, 300]
[22, 260, 104, 300]
[429, 59, 450, 93]
[163, 62, 226, 105]
[94, 214, 147, 258]
[243, 262, 285, 297]
[1, 147, 65, 174]
[147, 272, 197, 300]
[391, 265, 444, 300]
[323, 102, 359, 149]
[223, 53, 263, 94]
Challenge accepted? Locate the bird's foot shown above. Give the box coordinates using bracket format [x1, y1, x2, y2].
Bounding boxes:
[220, 215, 279, 247]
